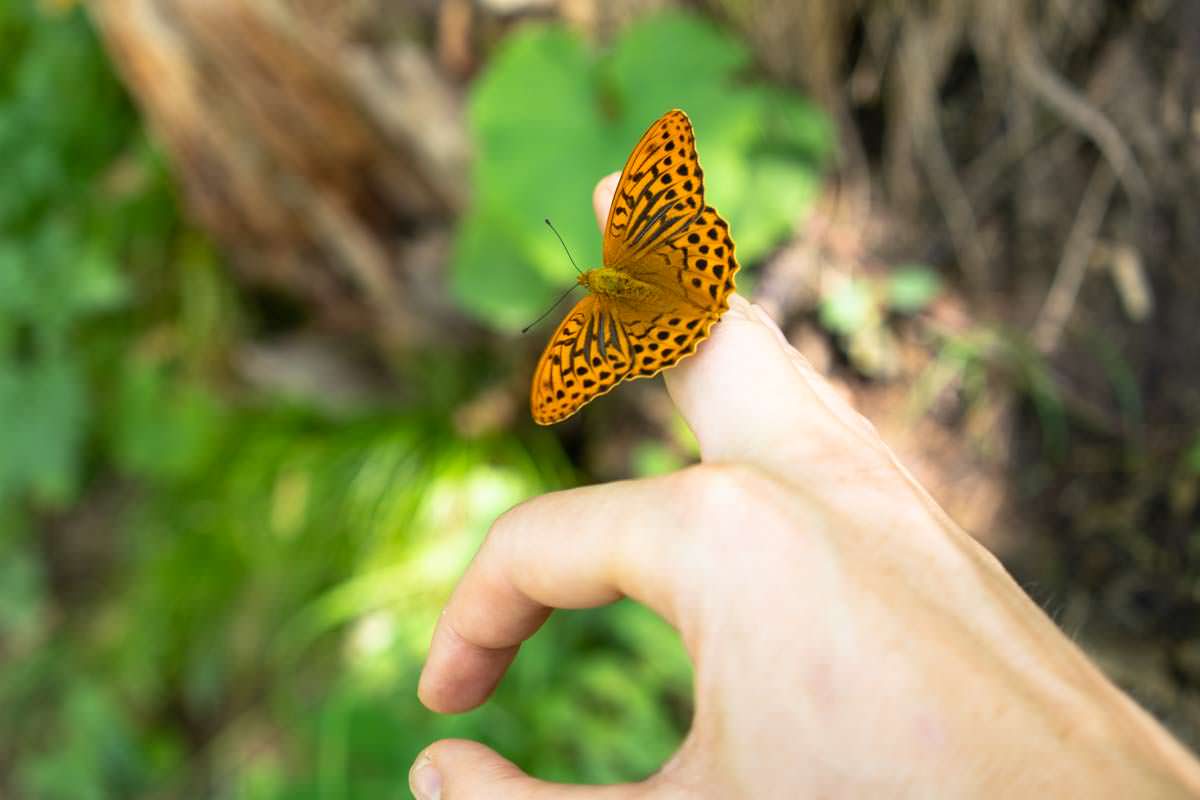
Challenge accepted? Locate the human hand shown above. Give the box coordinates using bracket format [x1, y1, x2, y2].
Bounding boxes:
[409, 174, 1200, 799]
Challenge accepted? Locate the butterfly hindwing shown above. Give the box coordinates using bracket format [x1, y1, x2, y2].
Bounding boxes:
[634, 203, 738, 314]
[530, 296, 636, 425]
[608, 304, 719, 378]
[603, 110, 705, 269]
[606, 203, 739, 379]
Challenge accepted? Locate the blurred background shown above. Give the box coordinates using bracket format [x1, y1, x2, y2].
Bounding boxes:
[2, 0, 1199, 795]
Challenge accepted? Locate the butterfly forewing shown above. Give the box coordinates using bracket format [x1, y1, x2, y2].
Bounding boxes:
[603, 110, 705, 270]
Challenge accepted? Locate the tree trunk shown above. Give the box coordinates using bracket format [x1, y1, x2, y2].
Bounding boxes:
[90, 0, 471, 349]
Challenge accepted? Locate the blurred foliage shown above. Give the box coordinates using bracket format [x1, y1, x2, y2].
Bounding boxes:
[817, 266, 943, 378]
[884, 267, 942, 315]
[0, 4, 717, 797]
[0, 0, 140, 507]
[1186, 437, 1200, 475]
[453, 10, 832, 330]
[911, 326, 1069, 458]
[818, 266, 942, 338]
[10, 399, 692, 797]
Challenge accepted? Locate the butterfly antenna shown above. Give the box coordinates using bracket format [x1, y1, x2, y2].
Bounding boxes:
[545, 218, 584, 276]
[521, 283, 578, 334]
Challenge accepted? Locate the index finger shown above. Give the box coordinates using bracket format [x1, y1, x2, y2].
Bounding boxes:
[417, 472, 707, 714]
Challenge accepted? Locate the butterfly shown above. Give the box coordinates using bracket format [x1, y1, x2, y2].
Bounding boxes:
[531, 109, 739, 425]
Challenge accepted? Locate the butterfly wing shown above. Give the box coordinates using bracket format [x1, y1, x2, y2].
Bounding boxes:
[602, 108, 737, 315]
[602, 109, 706, 271]
[636, 202, 739, 313]
[607, 202, 739, 380]
[530, 295, 637, 425]
[530, 216, 738, 426]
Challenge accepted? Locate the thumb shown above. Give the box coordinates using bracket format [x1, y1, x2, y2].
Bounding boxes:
[590, 173, 877, 480]
[411, 740, 656, 799]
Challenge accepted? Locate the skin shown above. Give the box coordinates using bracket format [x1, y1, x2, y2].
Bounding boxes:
[410, 173, 1200, 799]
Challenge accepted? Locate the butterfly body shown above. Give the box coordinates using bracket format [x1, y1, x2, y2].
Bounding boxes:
[579, 268, 662, 304]
[531, 109, 739, 425]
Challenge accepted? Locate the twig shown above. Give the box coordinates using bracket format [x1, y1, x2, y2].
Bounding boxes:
[1015, 40, 1150, 203]
[916, 118, 992, 293]
[899, 31, 991, 293]
[1032, 162, 1116, 352]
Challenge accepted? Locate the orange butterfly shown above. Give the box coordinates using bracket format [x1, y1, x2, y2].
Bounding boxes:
[531, 109, 739, 425]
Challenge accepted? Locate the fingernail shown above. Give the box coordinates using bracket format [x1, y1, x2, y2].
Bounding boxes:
[409, 753, 442, 800]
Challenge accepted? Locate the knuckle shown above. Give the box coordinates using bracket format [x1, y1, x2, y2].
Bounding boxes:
[486, 500, 522, 541]
[482, 495, 545, 568]
[483, 502, 520, 554]
[663, 463, 802, 602]
[671, 462, 783, 530]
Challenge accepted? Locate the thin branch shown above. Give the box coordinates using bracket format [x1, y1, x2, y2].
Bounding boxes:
[916, 119, 992, 293]
[1015, 40, 1150, 202]
[1032, 162, 1117, 352]
[899, 27, 991, 292]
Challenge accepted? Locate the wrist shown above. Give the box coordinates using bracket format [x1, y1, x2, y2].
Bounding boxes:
[883, 498, 1200, 795]
[968, 583, 1200, 796]
[1082, 680, 1200, 796]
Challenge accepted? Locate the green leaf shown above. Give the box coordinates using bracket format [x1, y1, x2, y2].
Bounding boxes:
[1184, 436, 1200, 475]
[72, 244, 129, 315]
[18, 681, 142, 800]
[110, 363, 225, 483]
[0, 240, 37, 317]
[451, 206, 563, 330]
[604, 11, 750, 130]
[453, 10, 832, 330]
[0, 530, 43, 648]
[631, 442, 685, 477]
[470, 25, 611, 264]
[819, 280, 875, 336]
[886, 265, 942, 314]
[0, 353, 87, 507]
